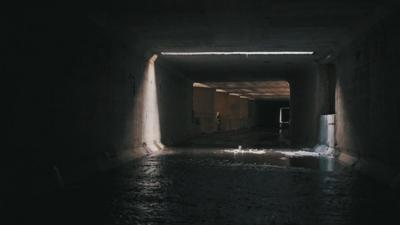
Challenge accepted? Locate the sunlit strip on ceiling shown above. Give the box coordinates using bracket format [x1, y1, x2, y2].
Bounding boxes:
[161, 51, 314, 56]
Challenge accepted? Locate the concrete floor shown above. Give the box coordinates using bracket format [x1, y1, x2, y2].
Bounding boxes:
[184, 128, 291, 148]
[18, 146, 399, 225]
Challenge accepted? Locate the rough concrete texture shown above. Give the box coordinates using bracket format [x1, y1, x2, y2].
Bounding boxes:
[193, 87, 216, 133]
[214, 92, 230, 130]
[285, 63, 337, 147]
[247, 100, 256, 128]
[202, 81, 290, 100]
[156, 62, 193, 146]
[239, 98, 249, 128]
[214, 91, 252, 131]
[226, 95, 243, 130]
[6, 10, 196, 191]
[193, 87, 253, 133]
[288, 66, 320, 147]
[5, 12, 152, 192]
[335, 12, 400, 170]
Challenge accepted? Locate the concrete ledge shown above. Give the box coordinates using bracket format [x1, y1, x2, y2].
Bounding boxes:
[337, 152, 399, 189]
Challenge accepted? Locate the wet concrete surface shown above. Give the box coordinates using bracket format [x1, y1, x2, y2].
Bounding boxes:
[13, 148, 400, 225]
[184, 128, 291, 148]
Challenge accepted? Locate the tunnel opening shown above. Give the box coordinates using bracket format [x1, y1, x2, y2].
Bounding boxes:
[137, 51, 341, 173]
[148, 51, 333, 150]
[140, 51, 339, 171]
[144, 51, 305, 150]
[189, 80, 291, 148]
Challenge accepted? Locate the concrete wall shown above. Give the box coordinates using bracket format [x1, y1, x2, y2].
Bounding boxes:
[193, 87, 216, 133]
[7, 10, 194, 191]
[317, 64, 336, 115]
[226, 95, 240, 129]
[289, 68, 319, 147]
[192, 91, 252, 132]
[239, 98, 249, 128]
[335, 12, 400, 169]
[288, 63, 337, 147]
[222, 95, 249, 130]
[248, 100, 256, 128]
[156, 63, 193, 146]
[215, 92, 230, 130]
[6, 11, 152, 192]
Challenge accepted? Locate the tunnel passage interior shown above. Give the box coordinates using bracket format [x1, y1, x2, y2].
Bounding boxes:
[146, 52, 327, 150]
[6, 2, 400, 225]
[191, 80, 292, 147]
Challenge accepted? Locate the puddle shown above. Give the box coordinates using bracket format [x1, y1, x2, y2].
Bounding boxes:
[169, 147, 339, 172]
[24, 146, 398, 225]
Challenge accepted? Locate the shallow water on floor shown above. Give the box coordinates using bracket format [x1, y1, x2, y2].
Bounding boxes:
[20, 148, 400, 225]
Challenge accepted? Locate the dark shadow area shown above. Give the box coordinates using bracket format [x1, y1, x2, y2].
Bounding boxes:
[16, 148, 400, 225]
[254, 100, 289, 129]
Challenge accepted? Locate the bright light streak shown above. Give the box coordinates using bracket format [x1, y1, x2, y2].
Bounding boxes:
[229, 93, 241, 96]
[277, 150, 320, 157]
[193, 82, 211, 88]
[142, 54, 163, 152]
[224, 149, 267, 154]
[161, 51, 314, 56]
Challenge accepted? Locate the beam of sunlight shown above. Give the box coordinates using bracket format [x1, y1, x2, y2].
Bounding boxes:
[276, 150, 320, 157]
[229, 93, 241, 96]
[193, 82, 211, 88]
[223, 149, 268, 154]
[142, 54, 164, 152]
[161, 51, 314, 56]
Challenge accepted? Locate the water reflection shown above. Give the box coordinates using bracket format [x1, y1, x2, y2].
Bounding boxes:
[25, 147, 398, 225]
[114, 147, 356, 224]
[107, 147, 396, 224]
[319, 156, 335, 172]
[216, 148, 337, 171]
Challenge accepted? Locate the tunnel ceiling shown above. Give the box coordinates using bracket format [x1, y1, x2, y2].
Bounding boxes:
[159, 55, 315, 82]
[93, 0, 390, 80]
[196, 81, 290, 100]
[102, 0, 387, 53]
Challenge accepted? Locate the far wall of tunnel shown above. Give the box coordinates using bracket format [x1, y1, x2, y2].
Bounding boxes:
[192, 87, 254, 134]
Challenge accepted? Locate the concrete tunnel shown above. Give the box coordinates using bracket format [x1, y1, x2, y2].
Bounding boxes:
[4, 1, 400, 224]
